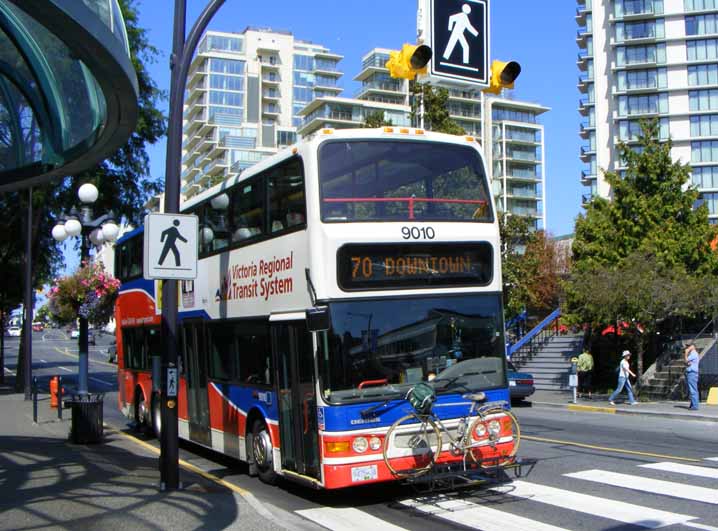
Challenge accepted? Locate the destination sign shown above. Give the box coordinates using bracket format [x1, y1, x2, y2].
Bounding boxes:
[337, 243, 492, 290]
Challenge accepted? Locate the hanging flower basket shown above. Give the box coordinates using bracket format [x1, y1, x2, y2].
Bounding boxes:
[48, 261, 120, 327]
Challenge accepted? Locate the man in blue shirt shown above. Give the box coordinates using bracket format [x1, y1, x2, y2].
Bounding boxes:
[684, 343, 700, 411]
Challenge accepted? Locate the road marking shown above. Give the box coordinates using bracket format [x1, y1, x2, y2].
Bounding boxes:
[58, 366, 73, 373]
[401, 496, 570, 531]
[522, 435, 702, 462]
[567, 404, 616, 414]
[492, 480, 694, 529]
[705, 457, 718, 462]
[640, 461, 718, 479]
[565, 469, 718, 505]
[89, 377, 112, 386]
[296, 508, 407, 531]
[686, 522, 718, 531]
[53, 346, 115, 368]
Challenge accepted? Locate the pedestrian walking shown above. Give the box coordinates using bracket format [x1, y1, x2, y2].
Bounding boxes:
[577, 350, 594, 399]
[609, 350, 637, 405]
[684, 342, 700, 410]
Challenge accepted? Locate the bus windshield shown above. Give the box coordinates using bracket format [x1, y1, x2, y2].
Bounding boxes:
[317, 294, 506, 404]
[318, 140, 492, 223]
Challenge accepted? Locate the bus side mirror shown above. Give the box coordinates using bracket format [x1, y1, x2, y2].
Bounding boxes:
[306, 307, 330, 332]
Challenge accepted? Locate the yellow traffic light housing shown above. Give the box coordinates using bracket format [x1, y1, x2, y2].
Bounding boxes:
[483, 60, 521, 95]
[386, 44, 432, 80]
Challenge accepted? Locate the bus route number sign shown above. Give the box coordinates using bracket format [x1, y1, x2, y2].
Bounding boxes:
[337, 242, 493, 291]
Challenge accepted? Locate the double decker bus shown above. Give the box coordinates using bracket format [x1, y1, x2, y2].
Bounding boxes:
[114, 128, 516, 489]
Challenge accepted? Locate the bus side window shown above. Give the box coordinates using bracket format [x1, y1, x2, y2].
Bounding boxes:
[231, 179, 265, 242]
[268, 157, 305, 234]
[236, 319, 272, 386]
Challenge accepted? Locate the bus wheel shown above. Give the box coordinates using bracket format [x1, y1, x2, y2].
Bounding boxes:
[151, 393, 162, 440]
[251, 420, 277, 485]
[134, 391, 148, 433]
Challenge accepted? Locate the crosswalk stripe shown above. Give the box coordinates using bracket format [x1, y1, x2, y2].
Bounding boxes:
[295, 507, 407, 531]
[492, 480, 694, 529]
[401, 496, 572, 531]
[639, 461, 718, 479]
[704, 457, 718, 462]
[685, 522, 718, 531]
[565, 469, 718, 505]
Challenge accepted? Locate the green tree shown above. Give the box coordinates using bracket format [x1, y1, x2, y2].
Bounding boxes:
[362, 110, 393, 128]
[410, 83, 465, 135]
[568, 119, 718, 377]
[2, 0, 166, 392]
[499, 215, 535, 320]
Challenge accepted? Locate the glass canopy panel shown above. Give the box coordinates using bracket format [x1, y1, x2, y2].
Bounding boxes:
[0, 0, 137, 186]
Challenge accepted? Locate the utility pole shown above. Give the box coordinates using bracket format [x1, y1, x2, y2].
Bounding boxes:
[161, 0, 225, 491]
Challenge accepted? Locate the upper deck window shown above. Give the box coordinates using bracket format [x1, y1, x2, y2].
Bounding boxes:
[319, 140, 492, 223]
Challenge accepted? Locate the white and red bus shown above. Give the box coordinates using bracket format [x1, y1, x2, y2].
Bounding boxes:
[114, 128, 514, 489]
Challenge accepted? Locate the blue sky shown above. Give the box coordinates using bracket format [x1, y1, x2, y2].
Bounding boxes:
[137, 0, 582, 235]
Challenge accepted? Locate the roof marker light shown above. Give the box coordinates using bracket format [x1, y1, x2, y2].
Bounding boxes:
[384, 127, 394, 133]
[322, 128, 334, 134]
[399, 128, 410, 134]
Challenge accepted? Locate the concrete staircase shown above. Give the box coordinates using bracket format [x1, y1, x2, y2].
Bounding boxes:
[513, 335, 584, 391]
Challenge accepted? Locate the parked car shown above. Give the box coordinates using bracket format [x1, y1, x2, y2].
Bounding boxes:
[32, 322, 44, 332]
[507, 361, 535, 402]
[6, 326, 21, 337]
[107, 340, 117, 363]
[70, 329, 79, 339]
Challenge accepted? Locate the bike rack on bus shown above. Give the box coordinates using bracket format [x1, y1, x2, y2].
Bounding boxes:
[399, 456, 537, 494]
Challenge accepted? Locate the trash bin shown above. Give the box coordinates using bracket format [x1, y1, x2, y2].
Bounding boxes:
[68, 393, 104, 444]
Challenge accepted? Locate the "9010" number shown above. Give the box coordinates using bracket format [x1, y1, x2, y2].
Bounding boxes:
[401, 226, 435, 240]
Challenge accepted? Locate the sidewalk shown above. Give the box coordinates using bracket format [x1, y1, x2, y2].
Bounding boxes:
[530, 389, 718, 422]
[0, 383, 294, 531]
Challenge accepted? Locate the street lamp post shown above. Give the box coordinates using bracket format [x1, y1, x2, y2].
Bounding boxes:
[51, 183, 119, 395]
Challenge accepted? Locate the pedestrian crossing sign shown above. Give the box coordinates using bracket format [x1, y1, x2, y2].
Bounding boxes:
[143, 213, 198, 280]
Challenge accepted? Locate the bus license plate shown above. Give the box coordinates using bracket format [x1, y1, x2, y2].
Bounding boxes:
[351, 464, 377, 482]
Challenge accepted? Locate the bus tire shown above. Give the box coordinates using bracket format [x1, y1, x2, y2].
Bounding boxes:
[151, 393, 162, 440]
[251, 420, 277, 485]
[134, 389, 148, 433]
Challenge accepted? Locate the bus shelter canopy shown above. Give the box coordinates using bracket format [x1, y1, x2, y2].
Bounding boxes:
[0, 0, 138, 191]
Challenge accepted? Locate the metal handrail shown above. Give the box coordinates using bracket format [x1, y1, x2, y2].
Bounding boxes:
[507, 308, 562, 363]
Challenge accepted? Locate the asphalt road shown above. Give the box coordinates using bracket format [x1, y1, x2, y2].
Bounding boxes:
[5, 333, 718, 531]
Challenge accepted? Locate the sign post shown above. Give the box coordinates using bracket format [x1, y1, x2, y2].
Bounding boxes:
[419, 0, 490, 88]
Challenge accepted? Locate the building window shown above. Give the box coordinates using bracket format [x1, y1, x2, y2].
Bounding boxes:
[616, 44, 666, 66]
[691, 140, 718, 162]
[687, 39, 718, 61]
[204, 35, 243, 53]
[616, 19, 664, 42]
[619, 118, 669, 140]
[615, 0, 663, 17]
[690, 114, 718, 137]
[617, 93, 668, 116]
[688, 64, 718, 86]
[689, 89, 718, 111]
[686, 14, 718, 35]
[209, 58, 245, 75]
[617, 68, 667, 90]
[692, 165, 718, 188]
[685, 0, 718, 12]
[491, 108, 538, 123]
[704, 192, 718, 214]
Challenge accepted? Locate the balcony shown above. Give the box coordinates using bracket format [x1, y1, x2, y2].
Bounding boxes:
[581, 170, 597, 184]
[610, 8, 660, 22]
[576, 26, 592, 46]
[354, 81, 404, 98]
[576, 6, 590, 26]
[580, 145, 596, 162]
[314, 61, 342, 77]
[262, 105, 280, 116]
[582, 193, 595, 204]
[262, 89, 281, 101]
[262, 74, 281, 85]
[578, 98, 594, 116]
[355, 55, 390, 81]
[579, 121, 595, 139]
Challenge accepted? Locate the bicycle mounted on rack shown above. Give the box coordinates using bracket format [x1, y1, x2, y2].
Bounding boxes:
[381, 380, 535, 492]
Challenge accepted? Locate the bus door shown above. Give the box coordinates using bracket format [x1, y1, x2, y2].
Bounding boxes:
[270, 317, 320, 481]
[182, 320, 211, 447]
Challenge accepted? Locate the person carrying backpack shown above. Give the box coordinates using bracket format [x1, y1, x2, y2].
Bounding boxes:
[608, 350, 637, 405]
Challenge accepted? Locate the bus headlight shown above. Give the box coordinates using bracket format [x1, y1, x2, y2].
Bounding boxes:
[352, 437, 368, 453]
[475, 423, 487, 438]
[369, 436, 382, 451]
[488, 420, 502, 436]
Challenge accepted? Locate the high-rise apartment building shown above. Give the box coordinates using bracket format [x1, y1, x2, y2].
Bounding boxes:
[181, 29, 342, 198]
[577, 0, 718, 223]
[298, 48, 547, 229]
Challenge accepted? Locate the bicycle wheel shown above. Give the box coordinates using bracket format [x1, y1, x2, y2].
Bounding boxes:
[467, 407, 520, 468]
[383, 413, 442, 478]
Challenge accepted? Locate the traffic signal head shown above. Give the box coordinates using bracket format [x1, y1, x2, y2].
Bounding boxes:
[386, 44, 432, 80]
[483, 60, 522, 95]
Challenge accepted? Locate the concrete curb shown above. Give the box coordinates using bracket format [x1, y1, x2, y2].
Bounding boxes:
[531, 401, 718, 423]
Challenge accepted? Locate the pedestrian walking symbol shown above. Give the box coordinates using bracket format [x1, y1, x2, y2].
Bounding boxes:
[144, 213, 198, 280]
[442, 4, 479, 65]
[167, 367, 177, 397]
[159, 219, 188, 267]
[426, 0, 489, 86]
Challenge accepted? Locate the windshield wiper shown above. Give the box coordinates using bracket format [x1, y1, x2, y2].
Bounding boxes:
[432, 371, 488, 389]
[360, 399, 392, 418]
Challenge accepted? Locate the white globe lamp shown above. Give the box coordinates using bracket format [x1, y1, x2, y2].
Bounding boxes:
[201, 226, 214, 244]
[64, 218, 82, 237]
[101, 220, 120, 242]
[78, 183, 99, 204]
[210, 193, 230, 210]
[52, 223, 68, 242]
